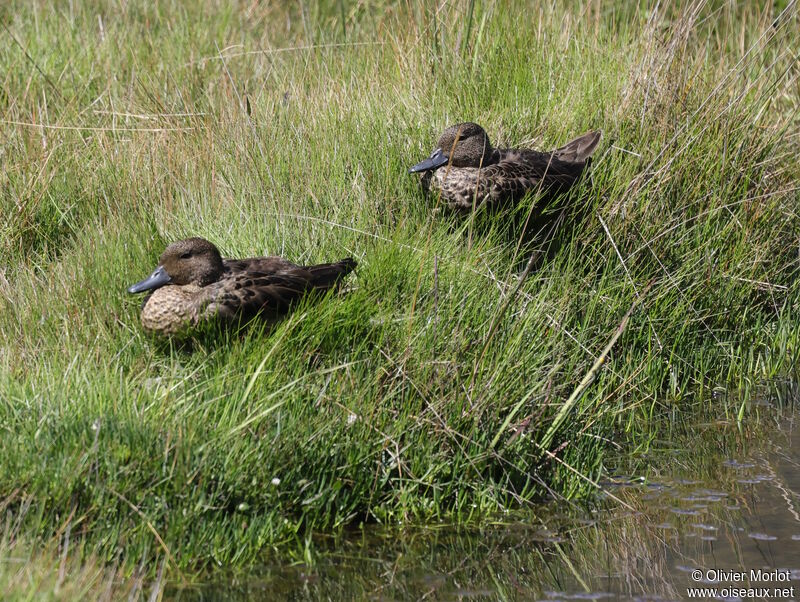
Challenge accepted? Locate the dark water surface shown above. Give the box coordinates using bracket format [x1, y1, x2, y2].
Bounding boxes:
[170, 398, 800, 600]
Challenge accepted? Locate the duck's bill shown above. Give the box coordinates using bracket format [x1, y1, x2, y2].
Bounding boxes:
[409, 148, 449, 173]
[127, 265, 172, 294]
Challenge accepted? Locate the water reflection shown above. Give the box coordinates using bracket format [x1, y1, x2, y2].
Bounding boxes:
[168, 401, 800, 601]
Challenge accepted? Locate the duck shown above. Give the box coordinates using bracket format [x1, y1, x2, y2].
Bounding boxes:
[409, 122, 601, 211]
[127, 237, 356, 335]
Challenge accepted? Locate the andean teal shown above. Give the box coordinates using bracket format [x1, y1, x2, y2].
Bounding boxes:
[127, 237, 356, 335]
[409, 122, 601, 210]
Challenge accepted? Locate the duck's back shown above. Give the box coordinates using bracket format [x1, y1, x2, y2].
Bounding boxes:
[208, 256, 357, 321]
[223, 256, 299, 276]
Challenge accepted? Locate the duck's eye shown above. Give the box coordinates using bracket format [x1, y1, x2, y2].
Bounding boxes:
[180, 252, 191, 259]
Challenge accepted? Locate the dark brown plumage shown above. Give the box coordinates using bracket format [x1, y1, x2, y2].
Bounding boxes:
[409, 122, 601, 210]
[127, 237, 356, 335]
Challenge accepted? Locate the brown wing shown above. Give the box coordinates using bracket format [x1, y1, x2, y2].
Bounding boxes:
[552, 130, 602, 163]
[208, 257, 356, 322]
[304, 258, 357, 291]
[481, 150, 588, 202]
[207, 269, 316, 321]
[223, 256, 300, 275]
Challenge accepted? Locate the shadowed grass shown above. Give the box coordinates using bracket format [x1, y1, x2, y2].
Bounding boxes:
[1, 0, 799, 586]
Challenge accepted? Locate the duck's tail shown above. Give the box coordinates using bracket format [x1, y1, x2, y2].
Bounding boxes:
[553, 130, 602, 163]
[306, 258, 357, 290]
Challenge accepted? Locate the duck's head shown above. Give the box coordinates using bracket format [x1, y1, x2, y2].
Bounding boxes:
[409, 122, 495, 173]
[127, 237, 224, 294]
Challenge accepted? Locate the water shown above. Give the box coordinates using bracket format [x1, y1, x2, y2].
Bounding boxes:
[169, 399, 800, 600]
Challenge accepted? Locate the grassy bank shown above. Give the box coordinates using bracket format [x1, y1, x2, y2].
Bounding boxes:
[3, 389, 797, 600]
[1, 0, 799, 582]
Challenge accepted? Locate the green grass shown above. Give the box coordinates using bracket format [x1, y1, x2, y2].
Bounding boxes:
[1, 0, 799, 586]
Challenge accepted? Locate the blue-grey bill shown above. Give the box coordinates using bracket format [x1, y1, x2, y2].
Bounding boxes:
[409, 148, 449, 174]
[127, 265, 172, 294]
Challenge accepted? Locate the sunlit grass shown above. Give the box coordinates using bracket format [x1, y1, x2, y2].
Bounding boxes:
[0, 0, 798, 588]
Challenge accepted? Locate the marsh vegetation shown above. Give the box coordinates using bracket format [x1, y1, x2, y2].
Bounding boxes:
[1, 0, 798, 597]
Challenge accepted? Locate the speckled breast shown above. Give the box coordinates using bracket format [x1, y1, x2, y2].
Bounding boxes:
[140, 285, 207, 335]
[428, 167, 491, 210]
